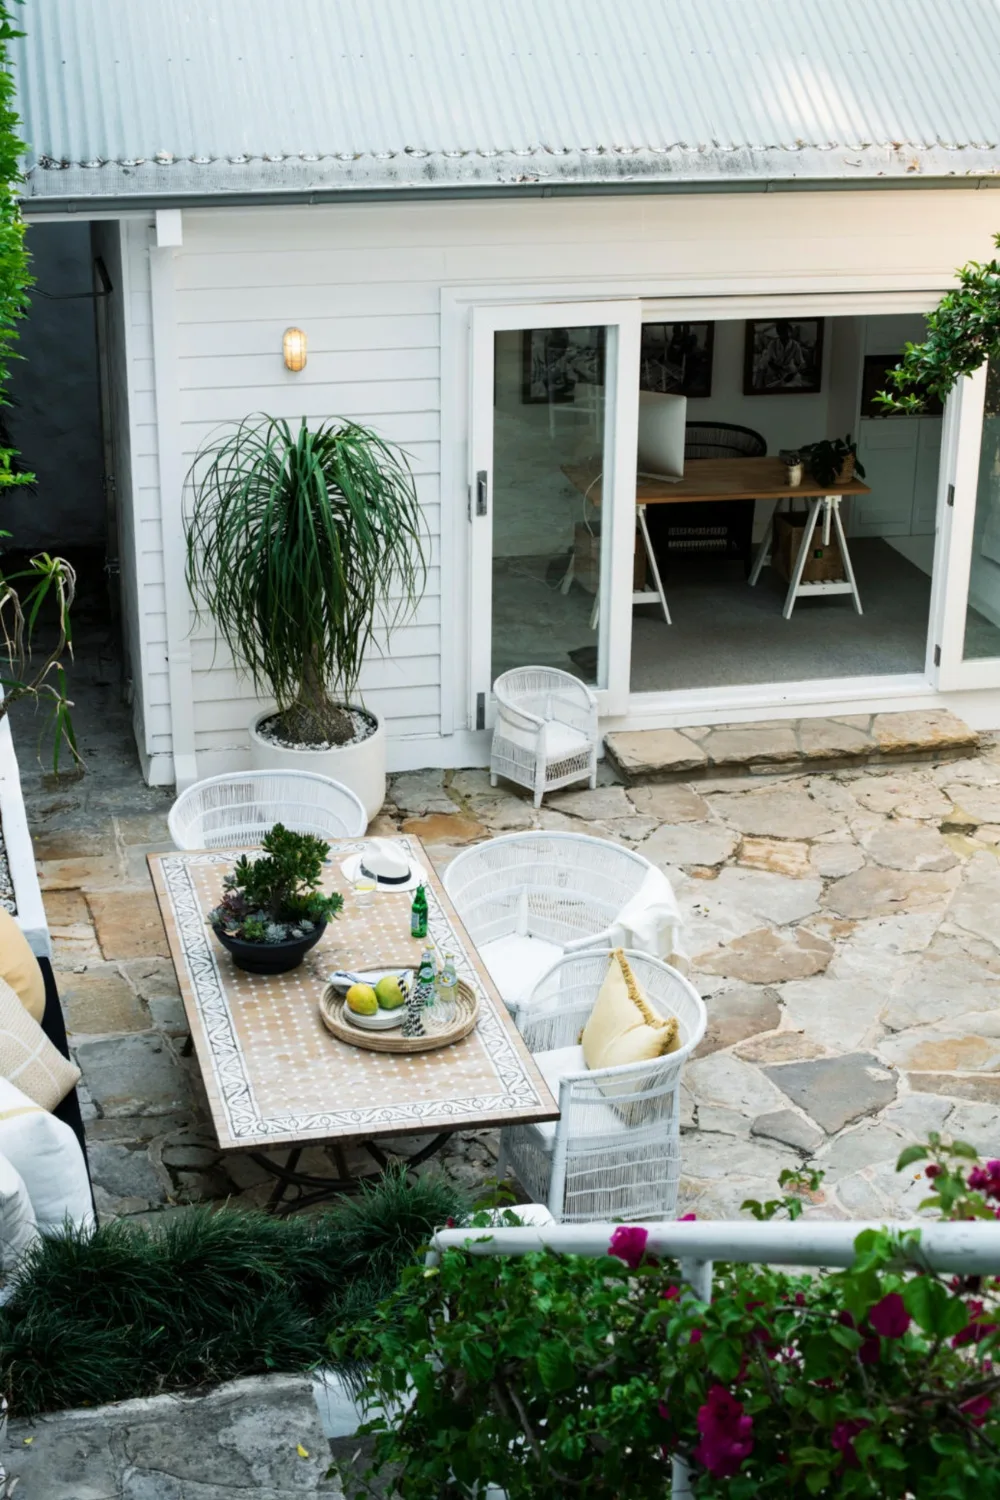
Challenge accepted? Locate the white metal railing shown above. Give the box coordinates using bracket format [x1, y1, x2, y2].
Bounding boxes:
[428, 1219, 1000, 1498]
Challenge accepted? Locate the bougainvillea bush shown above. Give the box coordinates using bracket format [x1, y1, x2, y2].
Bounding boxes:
[340, 1136, 1000, 1499]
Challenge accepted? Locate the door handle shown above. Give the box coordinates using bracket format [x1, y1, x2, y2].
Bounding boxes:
[475, 469, 488, 517]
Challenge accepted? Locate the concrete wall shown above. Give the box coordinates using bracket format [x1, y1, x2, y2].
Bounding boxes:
[5, 221, 104, 549]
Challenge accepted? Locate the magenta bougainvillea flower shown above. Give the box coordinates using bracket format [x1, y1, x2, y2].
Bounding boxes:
[679, 1213, 697, 1221]
[961, 1394, 993, 1426]
[608, 1224, 648, 1270]
[869, 1293, 911, 1339]
[831, 1418, 869, 1468]
[692, 1385, 754, 1478]
[952, 1299, 998, 1347]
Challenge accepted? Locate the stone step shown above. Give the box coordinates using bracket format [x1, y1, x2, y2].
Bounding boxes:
[605, 709, 979, 783]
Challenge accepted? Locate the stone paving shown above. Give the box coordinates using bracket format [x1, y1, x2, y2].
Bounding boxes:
[12, 632, 1000, 1223]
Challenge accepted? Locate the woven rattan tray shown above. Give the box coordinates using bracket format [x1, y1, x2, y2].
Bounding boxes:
[319, 980, 480, 1054]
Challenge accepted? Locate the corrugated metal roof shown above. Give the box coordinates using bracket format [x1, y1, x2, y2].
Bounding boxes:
[13, 0, 1000, 203]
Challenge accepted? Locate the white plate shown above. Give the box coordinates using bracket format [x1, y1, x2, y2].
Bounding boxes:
[343, 1005, 405, 1031]
[340, 851, 427, 894]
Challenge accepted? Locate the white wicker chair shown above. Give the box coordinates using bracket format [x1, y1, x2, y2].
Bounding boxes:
[443, 831, 685, 1012]
[167, 770, 367, 849]
[500, 949, 706, 1222]
[491, 666, 598, 808]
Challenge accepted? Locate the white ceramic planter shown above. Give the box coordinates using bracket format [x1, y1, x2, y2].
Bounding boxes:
[0, 714, 51, 960]
[248, 707, 386, 823]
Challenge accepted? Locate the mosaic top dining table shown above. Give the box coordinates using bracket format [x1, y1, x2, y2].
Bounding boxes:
[147, 835, 559, 1211]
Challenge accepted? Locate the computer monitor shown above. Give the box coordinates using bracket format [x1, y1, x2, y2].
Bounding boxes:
[637, 391, 687, 482]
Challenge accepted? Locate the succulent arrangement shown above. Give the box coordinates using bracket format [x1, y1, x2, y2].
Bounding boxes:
[208, 822, 343, 945]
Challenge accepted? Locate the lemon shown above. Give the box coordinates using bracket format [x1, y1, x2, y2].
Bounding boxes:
[375, 975, 406, 1010]
[345, 982, 378, 1016]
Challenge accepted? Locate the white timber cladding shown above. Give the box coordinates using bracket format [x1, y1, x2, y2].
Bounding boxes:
[129, 189, 1000, 780]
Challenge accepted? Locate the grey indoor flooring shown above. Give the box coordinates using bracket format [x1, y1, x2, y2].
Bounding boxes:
[491, 538, 1000, 692]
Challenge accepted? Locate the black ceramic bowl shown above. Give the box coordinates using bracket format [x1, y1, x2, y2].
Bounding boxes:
[213, 921, 326, 975]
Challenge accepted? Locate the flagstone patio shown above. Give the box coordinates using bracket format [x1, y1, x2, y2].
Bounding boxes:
[14, 651, 1000, 1223]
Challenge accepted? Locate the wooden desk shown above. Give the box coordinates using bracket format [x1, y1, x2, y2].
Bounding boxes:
[563, 457, 871, 619]
[564, 456, 871, 506]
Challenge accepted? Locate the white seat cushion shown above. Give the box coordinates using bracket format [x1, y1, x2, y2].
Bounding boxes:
[479, 933, 564, 1008]
[0, 1078, 94, 1235]
[528, 1044, 628, 1149]
[539, 721, 590, 763]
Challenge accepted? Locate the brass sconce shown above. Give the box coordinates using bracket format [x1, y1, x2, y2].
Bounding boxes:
[282, 327, 307, 372]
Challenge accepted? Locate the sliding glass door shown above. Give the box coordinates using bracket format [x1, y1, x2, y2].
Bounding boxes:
[468, 303, 640, 722]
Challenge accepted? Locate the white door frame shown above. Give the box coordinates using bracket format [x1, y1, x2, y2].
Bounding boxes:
[933, 366, 1000, 691]
[467, 300, 641, 724]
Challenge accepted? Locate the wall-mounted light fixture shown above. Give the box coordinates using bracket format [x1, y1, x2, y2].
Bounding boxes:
[282, 327, 307, 372]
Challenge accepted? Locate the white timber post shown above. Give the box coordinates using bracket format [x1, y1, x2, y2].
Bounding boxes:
[149, 209, 198, 790]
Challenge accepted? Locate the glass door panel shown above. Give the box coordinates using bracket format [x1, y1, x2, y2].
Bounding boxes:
[491, 326, 607, 685]
[468, 301, 640, 724]
[963, 360, 1000, 660]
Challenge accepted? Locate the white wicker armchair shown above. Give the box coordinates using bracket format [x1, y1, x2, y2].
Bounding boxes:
[168, 770, 367, 849]
[443, 831, 685, 1012]
[500, 950, 706, 1222]
[491, 666, 598, 807]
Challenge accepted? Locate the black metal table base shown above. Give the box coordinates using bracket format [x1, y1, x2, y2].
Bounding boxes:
[247, 1133, 453, 1215]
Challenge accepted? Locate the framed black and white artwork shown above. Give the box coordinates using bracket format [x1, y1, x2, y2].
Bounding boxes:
[639, 322, 714, 398]
[743, 318, 825, 396]
[521, 326, 605, 404]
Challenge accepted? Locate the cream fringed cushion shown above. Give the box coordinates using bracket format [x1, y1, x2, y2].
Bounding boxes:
[0, 908, 45, 1023]
[0, 976, 80, 1109]
[582, 949, 679, 1071]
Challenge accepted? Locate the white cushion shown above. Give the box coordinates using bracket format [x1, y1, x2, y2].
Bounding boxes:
[0, 1149, 38, 1274]
[528, 1044, 628, 1149]
[0, 1078, 94, 1235]
[479, 933, 564, 1008]
[539, 721, 591, 763]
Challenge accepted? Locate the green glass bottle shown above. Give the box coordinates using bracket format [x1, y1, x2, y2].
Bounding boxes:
[410, 883, 428, 940]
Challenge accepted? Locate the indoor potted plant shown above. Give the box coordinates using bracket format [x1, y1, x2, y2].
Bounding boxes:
[207, 821, 343, 974]
[185, 416, 425, 818]
[802, 433, 866, 487]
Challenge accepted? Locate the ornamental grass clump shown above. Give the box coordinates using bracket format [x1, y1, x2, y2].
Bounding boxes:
[208, 822, 342, 944]
[0, 1166, 466, 1417]
[343, 1137, 1000, 1499]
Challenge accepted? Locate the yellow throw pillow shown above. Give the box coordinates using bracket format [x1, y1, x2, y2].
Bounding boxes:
[0, 909, 45, 1023]
[0, 976, 80, 1110]
[581, 949, 679, 1071]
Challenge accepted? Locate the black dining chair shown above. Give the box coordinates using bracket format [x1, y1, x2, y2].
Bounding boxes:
[645, 422, 767, 575]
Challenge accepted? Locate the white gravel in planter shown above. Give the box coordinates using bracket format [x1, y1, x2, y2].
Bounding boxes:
[255, 707, 377, 753]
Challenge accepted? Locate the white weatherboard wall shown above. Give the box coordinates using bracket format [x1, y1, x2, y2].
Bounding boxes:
[123, 189, 1000, 783]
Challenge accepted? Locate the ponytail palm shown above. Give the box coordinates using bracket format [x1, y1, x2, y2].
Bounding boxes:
[185, 415, 424, 746]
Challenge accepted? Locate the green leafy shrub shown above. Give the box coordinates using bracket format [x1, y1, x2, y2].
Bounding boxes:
[344, 1139, 1000, 1498]
[877, 232, 1000, 412]
[0, 1166, 464, 1416]
[208, 821, 343, 943]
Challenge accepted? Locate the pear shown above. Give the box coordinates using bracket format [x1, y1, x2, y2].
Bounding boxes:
[345, 982, 378, 1016]
[375, 975, 406, 1011]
